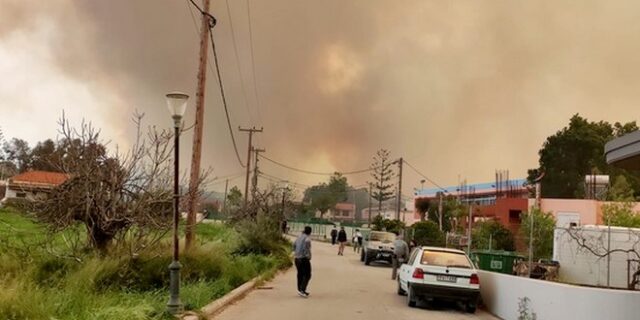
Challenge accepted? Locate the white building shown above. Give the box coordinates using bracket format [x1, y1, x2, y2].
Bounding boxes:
[1, 171, 69, 203]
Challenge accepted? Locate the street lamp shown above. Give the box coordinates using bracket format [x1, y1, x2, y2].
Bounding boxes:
[166, 91, 189, 314]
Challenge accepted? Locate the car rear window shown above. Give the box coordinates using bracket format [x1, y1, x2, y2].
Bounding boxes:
[421, 250, 472, 268]
[369, 232, 395, 242]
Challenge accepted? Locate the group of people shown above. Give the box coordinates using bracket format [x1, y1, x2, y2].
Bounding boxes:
[292, 225, 413, 298]
[329, 226, 363, 255]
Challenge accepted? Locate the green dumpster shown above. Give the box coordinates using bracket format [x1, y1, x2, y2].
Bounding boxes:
[471, 250, 523, 274]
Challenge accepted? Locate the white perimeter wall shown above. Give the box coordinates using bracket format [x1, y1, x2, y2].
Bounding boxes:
[479, 270, 640, 320]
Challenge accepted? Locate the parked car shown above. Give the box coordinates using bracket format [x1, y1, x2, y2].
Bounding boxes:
[397, 246, 480, 313]
[360, 231, 396, 265]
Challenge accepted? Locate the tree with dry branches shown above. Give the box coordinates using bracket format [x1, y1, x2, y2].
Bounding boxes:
[35, 114, 208, 255]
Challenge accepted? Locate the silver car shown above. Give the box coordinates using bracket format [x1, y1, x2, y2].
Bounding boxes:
[360, 231, 396, 265]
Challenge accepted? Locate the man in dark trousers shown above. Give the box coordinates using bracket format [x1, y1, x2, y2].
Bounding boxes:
[293, 226, 313, 297]
[337, 226, 348, 255]
[330, 226, 338, 245]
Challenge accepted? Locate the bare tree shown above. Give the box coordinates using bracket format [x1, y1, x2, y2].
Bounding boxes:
[35, 113, 203, 255]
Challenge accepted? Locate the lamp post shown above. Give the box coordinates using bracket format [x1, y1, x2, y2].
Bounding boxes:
[166, 92, 189, 314]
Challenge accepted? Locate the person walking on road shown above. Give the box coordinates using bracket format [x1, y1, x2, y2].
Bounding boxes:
[337, 227, 348, 255]
[353, 229, 363, 253]
[391, 232, 409, 280]
[293, 226, 313, 297]
[330, 226, 338, 245]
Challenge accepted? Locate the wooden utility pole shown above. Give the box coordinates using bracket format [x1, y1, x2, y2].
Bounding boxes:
[396, 158, 403, 221]
[239, 126, 263, 207]
[222, 179, 229, 215]
[438, 192, 444, 230]
[186, 0, 213, 250]
[251, 148, 265, 198]
[368, 183, 372, 226]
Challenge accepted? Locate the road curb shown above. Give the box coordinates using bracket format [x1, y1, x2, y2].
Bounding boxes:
[201, 276, 260, 318]
[181, 268, 291, 320]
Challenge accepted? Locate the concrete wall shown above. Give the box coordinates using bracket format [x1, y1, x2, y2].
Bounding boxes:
[479, 270, 640, 320]
[553, 226, 640, 289]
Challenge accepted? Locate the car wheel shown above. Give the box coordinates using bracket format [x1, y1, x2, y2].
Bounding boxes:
[406, 284, 417, 307]
[465, 303, 477, 313]
[397, 278, 406, 296]
[360, 250, 364, 262]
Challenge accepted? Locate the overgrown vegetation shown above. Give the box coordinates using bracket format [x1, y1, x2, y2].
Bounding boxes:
[371, 215, 405, 234]
[520, 209, 556, 259]
[472, 220, 516, 251]
[0, 208, 290, 319]
[411, 220, 445, 246]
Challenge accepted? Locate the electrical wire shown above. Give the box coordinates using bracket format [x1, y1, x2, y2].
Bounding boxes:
[258, 154, 378, 176]
[403, 160, 448, 193]
[246, 0, 263, 123]
[224, 0, 256, 127]
[209, 20, 246, 168]
[185, 0, 246, 168]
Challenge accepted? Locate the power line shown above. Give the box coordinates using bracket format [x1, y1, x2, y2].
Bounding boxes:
[259, 154, 377, 176]
[403, 160, 448, 193]
[185, 0, 246, 168]
[246, 0, 263, 122]
[224, 0, 256, 127]
[209, 22, 246, 168]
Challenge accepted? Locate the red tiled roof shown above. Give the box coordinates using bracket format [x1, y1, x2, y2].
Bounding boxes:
[335, 202, 356, 210]
[10, 171, 69, 186]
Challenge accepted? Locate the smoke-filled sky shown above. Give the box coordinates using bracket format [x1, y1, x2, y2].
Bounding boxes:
[2, 0, 640, 197]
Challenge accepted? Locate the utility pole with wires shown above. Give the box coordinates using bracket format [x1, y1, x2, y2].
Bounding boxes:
[438, 192, 444, 231]
[251, 147, 266, 198]
[368, 182, 373, 227]
[239, 126, 263, 207]
[222, 178, 229, 215]
[185, 0, 215, 251]
[395, 158, 403, 221]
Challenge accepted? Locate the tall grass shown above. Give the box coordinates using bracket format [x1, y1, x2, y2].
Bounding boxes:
[0, 208, 291, 320]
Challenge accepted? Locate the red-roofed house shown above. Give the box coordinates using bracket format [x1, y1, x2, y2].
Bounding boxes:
[2, 170, 69, 202]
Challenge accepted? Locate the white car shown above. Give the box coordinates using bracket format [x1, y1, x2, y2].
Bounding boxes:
[397, 246, 480, 313]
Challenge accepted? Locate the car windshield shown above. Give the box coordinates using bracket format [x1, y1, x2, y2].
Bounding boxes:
[421, 250, 472, 268]
[369, 232, 395, 243]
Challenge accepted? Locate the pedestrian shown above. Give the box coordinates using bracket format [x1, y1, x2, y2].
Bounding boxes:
[392, 232, 409, 280]
[330, 226, 338, 245]
[337, 226, 347, 255]
[293, 226, 313, 298]
[353, 229, 363, 253]
[281, 219, 288, 234]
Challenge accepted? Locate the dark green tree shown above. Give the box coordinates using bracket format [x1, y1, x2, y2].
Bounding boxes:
[226, 186, 243, 212]
[528, 114, 640, 198]
[2, 138, 31, 173]
[303, 173, 348, 219]
[472, 220, 515, 251]
[370, 149, 395, 215]
[520, 209, 556, 259]
[412, 221, 445, 246]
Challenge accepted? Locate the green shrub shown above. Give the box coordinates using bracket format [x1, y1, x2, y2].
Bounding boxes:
[30, 256, 75, 287]
[412, 221, 445, 246]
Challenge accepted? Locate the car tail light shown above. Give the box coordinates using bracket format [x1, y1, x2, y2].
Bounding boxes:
[470, 273, 480, 285]
[412, 268, 424, 279]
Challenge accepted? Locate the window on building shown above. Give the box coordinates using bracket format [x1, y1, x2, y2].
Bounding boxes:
[16, 192, 27, 198]
[509, 210, 522, 224]
[343, 210, 350, 217]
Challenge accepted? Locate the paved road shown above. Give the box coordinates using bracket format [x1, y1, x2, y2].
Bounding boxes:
[214, 239, 498, 320]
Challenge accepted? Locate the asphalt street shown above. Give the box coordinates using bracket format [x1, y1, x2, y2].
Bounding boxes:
[214, 238, 499, 320]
